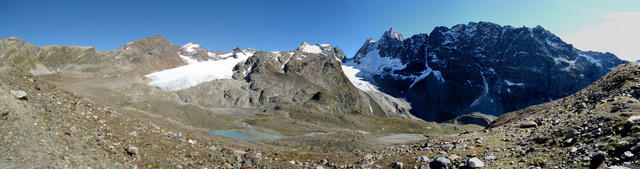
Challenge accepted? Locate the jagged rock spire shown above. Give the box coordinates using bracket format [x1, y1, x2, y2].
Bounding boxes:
[382, 28, 404, 41]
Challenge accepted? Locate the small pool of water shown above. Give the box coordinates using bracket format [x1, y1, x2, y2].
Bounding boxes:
[208, 127, 282, 140]
[377, 134, 427, 143]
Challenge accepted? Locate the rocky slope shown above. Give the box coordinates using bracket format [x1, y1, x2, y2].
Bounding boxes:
[345, 22, 627, 123]
[483, 63, 640, 168]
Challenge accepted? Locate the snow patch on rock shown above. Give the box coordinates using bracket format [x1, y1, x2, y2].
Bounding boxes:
[504, 80, 525, 86]
[471, 71, 489, 107]
[345, 48, 406, 73]
[409, 51, 444, 88]
[579, 52, 603, 67]
[409, 68, 445, 89]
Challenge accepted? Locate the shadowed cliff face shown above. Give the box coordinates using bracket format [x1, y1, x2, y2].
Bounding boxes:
[346, 22, 627, 122]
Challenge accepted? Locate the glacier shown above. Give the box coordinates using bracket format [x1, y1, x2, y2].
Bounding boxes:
[341, 65, 379, 91]
[145, 44, 254, 91]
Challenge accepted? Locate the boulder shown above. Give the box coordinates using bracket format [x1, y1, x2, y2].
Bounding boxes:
[244, 149, 262, 162]
[466, 157, 485, 168]
[362, 154, 375, 166]
[627, 116, 640, 125]
[519, 121, 538, 128]
[623, 151, 634, 158]
[417, 156, 430, 162]
[10, 89, 27, 100]
[430, 157, 451, 169]
[391, 162, 403, 169]
[566, 129, 580, 138]
[125, 145, 139, 156]
[616, 141, 630, 149]
[589, 151, 608, 169]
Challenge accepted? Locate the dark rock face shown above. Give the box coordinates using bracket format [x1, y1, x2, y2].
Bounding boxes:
[345, 22, 627, 122]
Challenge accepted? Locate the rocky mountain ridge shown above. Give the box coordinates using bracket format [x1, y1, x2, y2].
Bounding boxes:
[345, 21, 627, 123]
[0, 37, 104, 74]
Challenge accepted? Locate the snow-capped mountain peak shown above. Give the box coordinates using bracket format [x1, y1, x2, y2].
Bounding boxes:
[182, 42, 201, 53]
[178, 42, 215, 62]
[298, 41, 323, 54]
[296, 42, 345, 61]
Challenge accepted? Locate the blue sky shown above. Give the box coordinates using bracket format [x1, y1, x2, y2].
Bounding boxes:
[1, 0, 639, 60]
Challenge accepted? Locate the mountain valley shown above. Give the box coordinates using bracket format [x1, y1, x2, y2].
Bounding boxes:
[0, 21, 638, 168]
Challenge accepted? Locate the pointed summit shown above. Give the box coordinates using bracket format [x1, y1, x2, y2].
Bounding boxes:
[382, 28, 404, 41]
[146, 34, 167, 41]
[300, 41, 311, 47]
[532, 25, 549, 34]
[123, 34, 173, 51]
